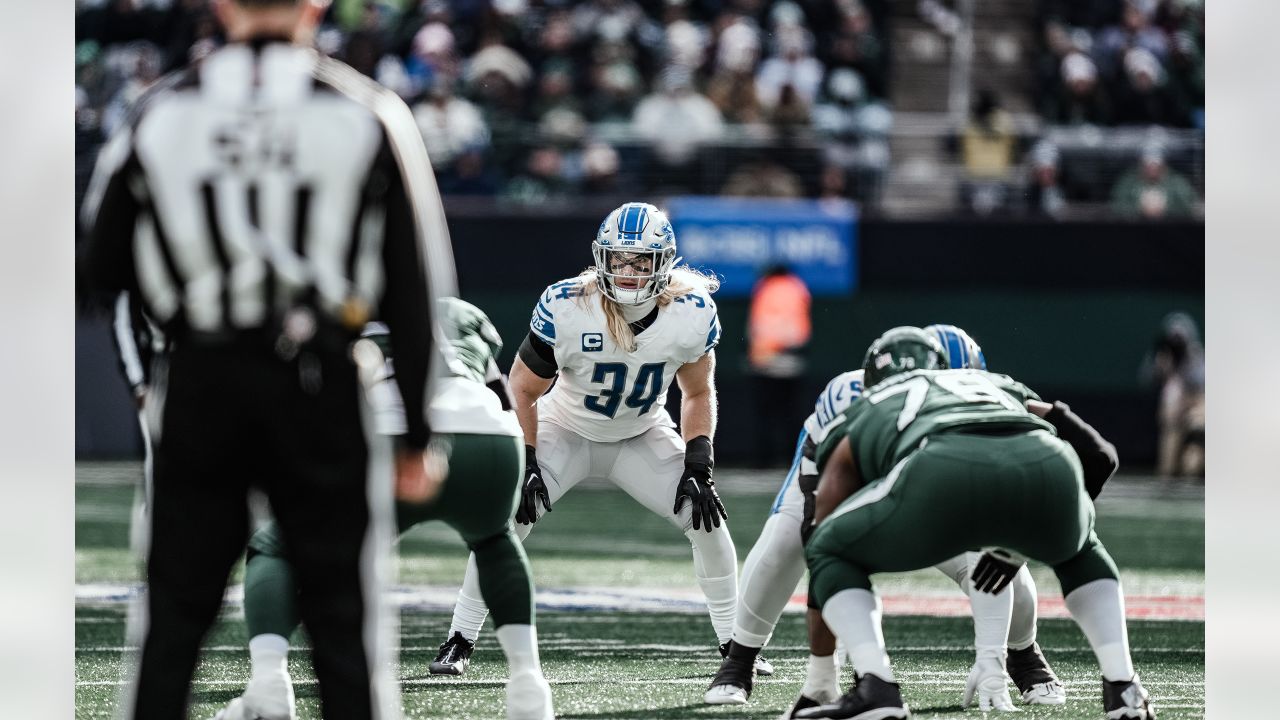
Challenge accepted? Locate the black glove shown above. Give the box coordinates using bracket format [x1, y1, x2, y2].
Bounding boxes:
[799, 471, 820, 546]
[674, 435, 727, 532]
[514, 445, 552, 525]
[971, 549, 1024, 594]
[798, 437, 819, 544]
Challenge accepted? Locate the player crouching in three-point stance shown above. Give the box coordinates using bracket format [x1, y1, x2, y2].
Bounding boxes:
[214, 299, 553, 720]
[430, 202, 747, 675]
[796, 327, 1157, 720]
[708, 325, 1077, 713]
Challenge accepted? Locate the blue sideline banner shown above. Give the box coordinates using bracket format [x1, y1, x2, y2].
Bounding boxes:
[665, 196, 858, 297]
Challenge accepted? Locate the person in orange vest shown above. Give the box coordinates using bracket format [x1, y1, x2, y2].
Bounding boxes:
[747, 264, 812, 467]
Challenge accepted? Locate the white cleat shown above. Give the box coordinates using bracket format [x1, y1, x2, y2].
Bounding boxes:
[704, 683, 750, 705]
[1021, 680, 1067, 705]
[962, 662, 1020, 713]
[210, 672, 296, 720]
[506, 670, 554, 720]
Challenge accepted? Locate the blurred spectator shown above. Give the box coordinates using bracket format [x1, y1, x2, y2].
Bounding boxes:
[437, 144, 500, 196]
[812, 67, 892, 204]
[581, 141, 626, 195]
[706, 18, 765, 124]
[664, 19, 707, 70]
[1111, 47, 1188, 127]
[721, 154, 805, 198]
[466, 48, 534, 178]
[1140, 311, 1205, 479]
[343, 1, 389, 78]
[526, 7, 576, 74]
[532, 58, 582, 118]
[1023, 141, 1068, 219]
[632, 65, 724, 187]
[957, 90, 1016, 216]
[1044, 52, 1112, 126]
[1110, 144, 1197, 219]
[1167, 29, 1204, 129]
[818, 162, 850, 201]
[746, 264, 812, 468]
[587, 58, 645, 123]
[755, 24, 824, 118]
[572, 0, 662, 60]
[405, 22, 458, 97]
[502, 146, 574, 204]
[819, 0, 885, 98]
[1094, 0, 1169, 80]
[412, 76, 490, 171]
[466, 40, 534, 93]
[961, 89, 1015, 179]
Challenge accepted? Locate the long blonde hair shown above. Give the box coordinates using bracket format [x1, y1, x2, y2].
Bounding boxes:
[577, 266, 721, 352]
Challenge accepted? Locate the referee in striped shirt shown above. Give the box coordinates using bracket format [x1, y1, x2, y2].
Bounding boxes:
[80, 1, 455, 717]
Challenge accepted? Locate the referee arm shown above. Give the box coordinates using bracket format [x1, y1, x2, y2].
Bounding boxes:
[80, 130, 142, 301]
[377, 146, 435, 452]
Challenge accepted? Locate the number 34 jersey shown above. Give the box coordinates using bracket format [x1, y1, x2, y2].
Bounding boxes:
[817, 369, 1056, 481]
[530, 276, 721, 443]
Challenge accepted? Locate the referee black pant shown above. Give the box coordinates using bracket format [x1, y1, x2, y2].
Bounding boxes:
[130, 341, 395, 719]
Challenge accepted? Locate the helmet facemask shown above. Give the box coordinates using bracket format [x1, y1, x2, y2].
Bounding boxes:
[592, 245, 675, 305]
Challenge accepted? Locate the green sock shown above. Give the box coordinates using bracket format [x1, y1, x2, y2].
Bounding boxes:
[244, 552, 301, 640]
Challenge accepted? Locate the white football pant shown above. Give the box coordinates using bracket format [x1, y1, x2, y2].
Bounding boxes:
[448, 421, 737, 644]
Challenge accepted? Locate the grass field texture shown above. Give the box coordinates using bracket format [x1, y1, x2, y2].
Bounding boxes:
[76, 463, 1204, 719]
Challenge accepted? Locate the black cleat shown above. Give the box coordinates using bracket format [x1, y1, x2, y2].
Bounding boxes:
[719, 640, 774, 676]
[706, 641, 756, 704]
[1007, 642, 1066, 704]
[779, 690, 841, 719]
[428, 631, 475, 676]
[794, 673, 910, 720]
[1103, 675, 1157, 719]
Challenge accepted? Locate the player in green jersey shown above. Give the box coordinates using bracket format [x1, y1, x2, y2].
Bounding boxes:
[214, 298, 553, 720]
[796, 327, 1156, 720]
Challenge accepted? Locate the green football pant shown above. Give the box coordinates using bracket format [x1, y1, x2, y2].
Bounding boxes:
[245, 433, 532, 639]
[806, 429, 1120, 608]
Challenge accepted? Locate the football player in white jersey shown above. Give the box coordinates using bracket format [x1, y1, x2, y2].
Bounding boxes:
[429, 202, 749, 676]
[707, 325, 1074, 715]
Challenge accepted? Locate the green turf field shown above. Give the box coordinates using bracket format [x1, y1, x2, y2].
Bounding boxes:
[75, 463, 1204, 719]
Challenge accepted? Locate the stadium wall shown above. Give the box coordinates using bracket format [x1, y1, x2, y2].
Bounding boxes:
[76, 215, 1202, 467]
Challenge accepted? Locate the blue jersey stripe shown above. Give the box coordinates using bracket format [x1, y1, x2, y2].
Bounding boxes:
[535, 302, 554, 322]
[770, 428, 810, 515]
[705, 317, 721, 350]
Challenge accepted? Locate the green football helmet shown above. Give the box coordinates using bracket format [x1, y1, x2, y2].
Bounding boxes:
[861, 326, 949, 387]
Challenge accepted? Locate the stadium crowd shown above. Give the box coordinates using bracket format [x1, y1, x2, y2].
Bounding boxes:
[75, 0, 1203, 216]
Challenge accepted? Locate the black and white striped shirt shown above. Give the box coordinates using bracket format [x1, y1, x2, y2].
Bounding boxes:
[82, 38, 455, 449]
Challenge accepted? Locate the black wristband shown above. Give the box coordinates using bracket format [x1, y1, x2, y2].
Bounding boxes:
[525, 444, 537, 464]
[685, 435, 714, 471]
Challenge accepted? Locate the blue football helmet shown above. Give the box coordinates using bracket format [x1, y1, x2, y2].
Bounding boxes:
[592, 202, 678, 305]
[924, 324, 988, 370]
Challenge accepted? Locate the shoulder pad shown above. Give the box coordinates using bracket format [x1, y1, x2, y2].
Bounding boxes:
[530, 277, 589, 344]
[811, 370, 865, 431]
[668, 290, 720, 355]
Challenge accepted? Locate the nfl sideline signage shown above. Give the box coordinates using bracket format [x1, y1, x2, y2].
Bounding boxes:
[665, 196, 858, 297]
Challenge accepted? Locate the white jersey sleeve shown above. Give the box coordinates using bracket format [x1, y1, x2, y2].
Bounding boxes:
[802, 370, 865, 443]
[533, 277, 719, 443]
